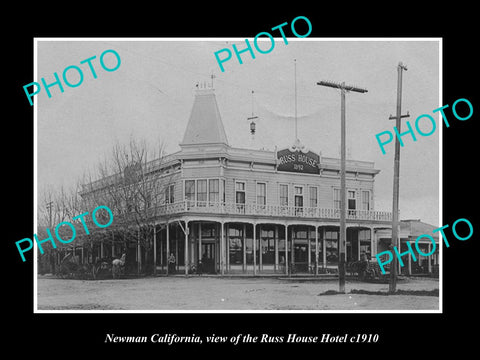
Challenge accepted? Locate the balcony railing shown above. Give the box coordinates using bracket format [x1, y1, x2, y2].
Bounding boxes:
[150, 201, 392, 222]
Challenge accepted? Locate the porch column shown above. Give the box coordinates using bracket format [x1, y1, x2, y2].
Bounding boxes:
[175, 226, 179, 271]
[315, 226, 319, 275]
[160, 229, 163, 270]
[274, 225, 279, 272]
[427, 243, 432, 273]
[258, 224, 262, 272]
[284, 224, 289, 275]
[408, 246, 412, 275]
[198, 223, 202, 263]
[226, 223, 230, 273]
[220, 222, 225, 275]
[184, 220, 189, 276]
[190, 228, 194, 266]
[242, 224, 246, 273]
[322, 227, 326, 268]
[370, 227, 375, 258]
[166, 222, 170, 275]
[101, 240, 104, 258]
[253, 223, 257, 276]
[307, 227, 311, 273]
[291, 226, 295, 266]
[153, 224, 157, 275]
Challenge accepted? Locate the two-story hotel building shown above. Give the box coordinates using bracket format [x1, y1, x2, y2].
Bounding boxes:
[81, 85, 399, 276]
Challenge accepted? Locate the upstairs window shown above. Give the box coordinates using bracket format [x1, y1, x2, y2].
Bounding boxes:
[280, 184, 288, 206]
[185, 180, 195, 203]
[197, 179, 207, 206]
[309, 186, 318, 208]
[165, 184, 174, 204]
[256, 182, 266, 205]
[362, 190, 370, 210]
[209, 179, 219, 204]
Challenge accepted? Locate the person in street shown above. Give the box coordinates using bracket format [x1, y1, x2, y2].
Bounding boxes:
[168, 253, 176, 275]
[358, 252, 368, 280]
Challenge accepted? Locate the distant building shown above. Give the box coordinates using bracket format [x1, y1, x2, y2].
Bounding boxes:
[376, 219, 439, 275]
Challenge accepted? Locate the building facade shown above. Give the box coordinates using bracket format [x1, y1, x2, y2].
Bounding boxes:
[376, 220, 439, 276]
[80, 86, 404, 276]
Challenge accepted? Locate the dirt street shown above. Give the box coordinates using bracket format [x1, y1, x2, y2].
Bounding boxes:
[36, 275, 440, 311]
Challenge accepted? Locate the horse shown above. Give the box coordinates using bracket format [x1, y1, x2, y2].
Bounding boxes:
[112, 253, 126, 279]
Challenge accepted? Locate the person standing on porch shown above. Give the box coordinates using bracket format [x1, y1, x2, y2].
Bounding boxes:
[168, 253, 176, 275]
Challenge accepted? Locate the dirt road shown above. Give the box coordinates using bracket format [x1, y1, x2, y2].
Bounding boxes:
[36, 275, 440, 311]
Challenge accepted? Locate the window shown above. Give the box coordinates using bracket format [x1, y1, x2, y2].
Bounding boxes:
[228, 226, 243, 267]
[260, 227, 275, 265]
[209, 179, 219, 204]
[348, 191, 356, 208]
[325, 230, 339, 263]
[222, 179, 226, 203]
[333, 188, 340, 209]
[361, 190, 370, 211]
[236, 181, 246, 212]
[165, 184, 174, 204]
[348, 190, 356, 215]
[256, 182, 266, 206]
[294, 186, 303, 215]
[309, 186, 318, 208]
[236, 181, 246, 203]
[201, 223, 216, 238]
[359, 229, 371, 260]
[280, 184, 288, 206]
[185, 180, 195, 204]
[197, 179, 207, 206]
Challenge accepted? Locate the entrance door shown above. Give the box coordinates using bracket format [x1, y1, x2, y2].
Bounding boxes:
[201, 243, 216, 274]
[293, 243, 308, 272]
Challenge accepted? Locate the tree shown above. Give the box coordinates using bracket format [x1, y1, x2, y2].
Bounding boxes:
[80, 136, 170, 274]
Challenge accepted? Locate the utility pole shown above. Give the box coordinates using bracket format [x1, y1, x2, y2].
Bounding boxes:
[316, 80, 367, 293]
[389, 62, 409, 293]
[294, 59, 298, 141]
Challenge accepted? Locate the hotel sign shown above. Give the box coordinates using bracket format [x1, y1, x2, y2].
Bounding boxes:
[277, 148, 320, 174]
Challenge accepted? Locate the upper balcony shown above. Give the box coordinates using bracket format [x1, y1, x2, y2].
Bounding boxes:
[149, 201, 392, 223]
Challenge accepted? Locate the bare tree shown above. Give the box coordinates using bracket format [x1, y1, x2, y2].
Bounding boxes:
[80, 135, 170, 274]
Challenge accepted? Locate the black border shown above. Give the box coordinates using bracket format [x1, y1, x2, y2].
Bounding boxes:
[6, 6, 478, 354]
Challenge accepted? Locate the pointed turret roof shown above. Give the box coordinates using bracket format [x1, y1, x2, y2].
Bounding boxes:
[180, 87, 229, 147]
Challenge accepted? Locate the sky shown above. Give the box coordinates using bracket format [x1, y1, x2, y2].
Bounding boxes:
[36, 38, 440, 226]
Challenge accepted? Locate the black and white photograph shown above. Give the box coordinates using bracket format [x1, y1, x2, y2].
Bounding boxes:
[33, 38, 440, 312]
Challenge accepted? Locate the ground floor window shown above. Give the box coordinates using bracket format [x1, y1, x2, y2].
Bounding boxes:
[309, 231, 322, 267]
[245, 237, 254, 264]
[260, 227, 275, 265]
[293, 227, 308, 265]
[359, 229, 371, 260]
[277, 237, 287, 266]
[228, 226, 243, 266]
[325, 230, 339, 263]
